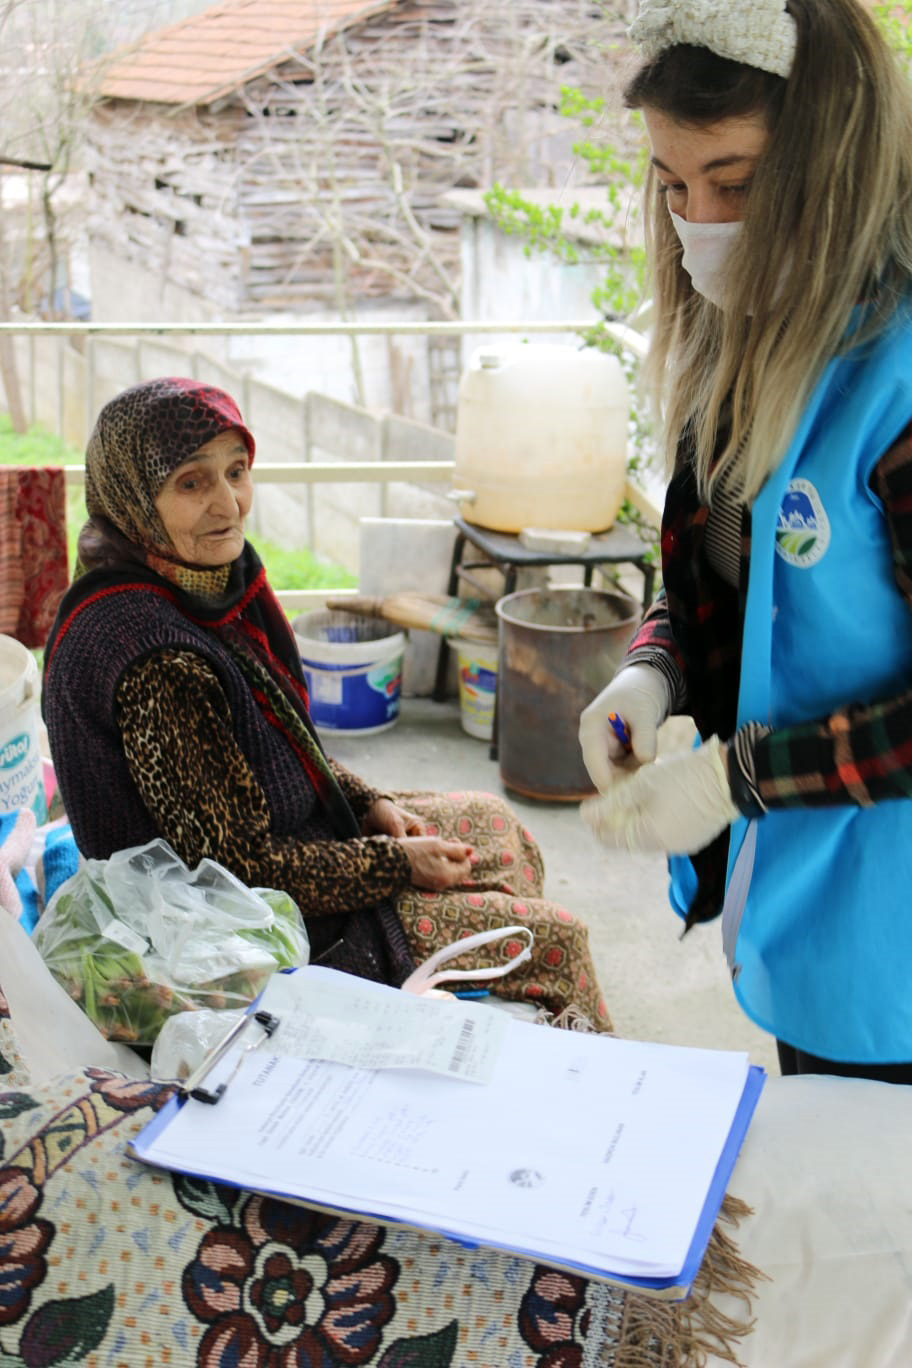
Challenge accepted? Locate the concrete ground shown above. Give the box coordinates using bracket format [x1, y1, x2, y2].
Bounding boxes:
[323, 695, 780, 1076]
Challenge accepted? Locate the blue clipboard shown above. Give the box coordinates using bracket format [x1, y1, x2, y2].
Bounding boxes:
[130, 980, 765, 1302]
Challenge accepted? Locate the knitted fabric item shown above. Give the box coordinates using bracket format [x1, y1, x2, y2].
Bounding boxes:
[36, 822, 80, 905]
[43, 570, 333, 854]
[630, 0, 797, 79]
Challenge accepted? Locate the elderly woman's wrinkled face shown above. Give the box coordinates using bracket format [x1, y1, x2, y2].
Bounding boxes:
[154, 428, 253, 566]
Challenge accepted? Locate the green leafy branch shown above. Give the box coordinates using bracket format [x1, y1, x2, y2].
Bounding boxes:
[873, 1, 912, 66]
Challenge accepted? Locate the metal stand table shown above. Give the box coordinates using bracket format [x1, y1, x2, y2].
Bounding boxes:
[433, 516, 656, 757]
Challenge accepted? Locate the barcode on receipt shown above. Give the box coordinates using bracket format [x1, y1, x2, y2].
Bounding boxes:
[449, 1018, 475, 1071]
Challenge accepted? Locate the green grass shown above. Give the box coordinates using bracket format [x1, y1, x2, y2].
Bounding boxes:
[246, 535, 356, 590]
[0, 414, 84, 467]
[0, 415, 355, 589]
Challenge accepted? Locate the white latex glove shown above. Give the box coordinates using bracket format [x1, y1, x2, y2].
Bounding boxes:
[580, 735, 739, 855]
[578, 663, 672, 790]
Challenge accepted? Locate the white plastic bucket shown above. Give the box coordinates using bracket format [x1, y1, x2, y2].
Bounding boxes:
[455, 638, 498, 741]
[292, 611, 405, 737]
[0, 635, 47, 821]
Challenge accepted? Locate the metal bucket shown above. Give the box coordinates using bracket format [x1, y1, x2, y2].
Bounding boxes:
[495, 587, 639, 802]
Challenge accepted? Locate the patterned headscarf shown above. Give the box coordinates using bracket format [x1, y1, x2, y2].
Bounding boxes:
[80, 378, 256, 584]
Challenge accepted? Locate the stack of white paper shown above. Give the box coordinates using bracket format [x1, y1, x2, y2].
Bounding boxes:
[130, 966, 762, 1294]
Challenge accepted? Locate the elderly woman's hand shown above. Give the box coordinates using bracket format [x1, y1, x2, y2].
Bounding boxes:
[399, 836, 474, 890]
[362, 797, 425, 838]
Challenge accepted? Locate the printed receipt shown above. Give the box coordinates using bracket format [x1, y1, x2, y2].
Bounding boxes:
[259, 969, 507, 1084]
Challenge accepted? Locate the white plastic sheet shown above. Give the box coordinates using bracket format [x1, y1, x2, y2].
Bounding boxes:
[0, 910, 149, 1082]
[709, 1074, 912, 1367]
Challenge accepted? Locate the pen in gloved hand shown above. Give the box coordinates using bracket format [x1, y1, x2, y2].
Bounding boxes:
[607, 712, 633, 754]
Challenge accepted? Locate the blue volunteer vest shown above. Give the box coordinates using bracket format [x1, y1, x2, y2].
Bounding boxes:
[716, 310, 912, 1061]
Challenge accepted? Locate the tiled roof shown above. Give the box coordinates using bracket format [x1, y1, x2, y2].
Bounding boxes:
[95, 0, 396, 107]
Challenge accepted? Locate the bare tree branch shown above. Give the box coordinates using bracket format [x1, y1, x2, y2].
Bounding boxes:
[228, 1, 633, 323]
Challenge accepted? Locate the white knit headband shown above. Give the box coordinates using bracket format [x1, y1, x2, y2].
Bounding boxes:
[630, 0, 797, 80]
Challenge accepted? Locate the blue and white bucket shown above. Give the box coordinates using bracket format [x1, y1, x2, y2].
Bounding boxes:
[454, 638, 498, 741]
[293, 611, 405, 737]
[0, 635, 47, 822]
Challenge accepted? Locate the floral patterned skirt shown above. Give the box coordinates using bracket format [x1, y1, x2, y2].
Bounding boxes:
[392, 790, 612, 1031]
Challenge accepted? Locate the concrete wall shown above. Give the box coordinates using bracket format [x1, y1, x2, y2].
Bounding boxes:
[89, 243, 221, 333]
[89, 245, 443, 424]
[457, 213, 605, 365]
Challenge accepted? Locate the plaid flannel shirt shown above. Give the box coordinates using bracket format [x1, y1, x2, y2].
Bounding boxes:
[625, 419, 912, 925]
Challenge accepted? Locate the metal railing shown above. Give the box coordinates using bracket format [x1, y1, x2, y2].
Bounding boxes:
[1, 318, 658, 611]
[0, 319, 647, 345]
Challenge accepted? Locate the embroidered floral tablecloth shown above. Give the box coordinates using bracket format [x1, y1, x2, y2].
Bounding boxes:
[0, 987, 758, 1368]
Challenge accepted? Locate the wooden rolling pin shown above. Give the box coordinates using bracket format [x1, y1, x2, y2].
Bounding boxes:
[324, 592, 498, 643]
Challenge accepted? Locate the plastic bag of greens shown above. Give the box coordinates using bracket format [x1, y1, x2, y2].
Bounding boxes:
[32, 839, 308, 1045]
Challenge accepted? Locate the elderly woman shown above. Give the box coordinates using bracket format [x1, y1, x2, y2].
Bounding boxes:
[42, 378, 610, 1027]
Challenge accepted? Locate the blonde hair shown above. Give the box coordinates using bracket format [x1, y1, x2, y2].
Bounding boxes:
[625, 0, 912, 502]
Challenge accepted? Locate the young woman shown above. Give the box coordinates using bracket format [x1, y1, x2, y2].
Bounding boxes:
[43, 377, 611, 1026]
[579, 0, 912, 1078]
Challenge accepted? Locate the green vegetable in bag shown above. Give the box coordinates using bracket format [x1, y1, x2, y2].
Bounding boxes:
[33, 841, 309, 1044]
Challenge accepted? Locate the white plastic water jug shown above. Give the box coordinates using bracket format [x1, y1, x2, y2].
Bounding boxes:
[0, 635, 46, 820]
[451, 342, 630, 534]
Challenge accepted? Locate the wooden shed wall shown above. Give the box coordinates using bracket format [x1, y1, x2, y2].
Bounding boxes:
[86, 0, 628, 316]
[86, 102, 247, 311]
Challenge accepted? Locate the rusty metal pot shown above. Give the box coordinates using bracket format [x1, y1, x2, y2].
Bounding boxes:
[495, 586, 639, 802]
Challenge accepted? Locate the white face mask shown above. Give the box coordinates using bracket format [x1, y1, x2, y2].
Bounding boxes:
[669, 210, 743, 309]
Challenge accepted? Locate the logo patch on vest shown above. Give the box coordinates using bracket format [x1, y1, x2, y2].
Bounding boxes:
[775, 479, 830, 568]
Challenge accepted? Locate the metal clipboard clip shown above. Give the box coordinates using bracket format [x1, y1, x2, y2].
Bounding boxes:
[179, 1009, 281, 1106]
